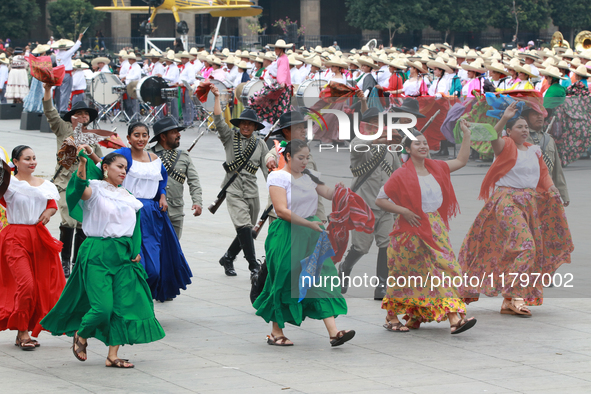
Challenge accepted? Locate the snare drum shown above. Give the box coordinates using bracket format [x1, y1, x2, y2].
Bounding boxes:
[240, 79, 265, 107]
[135, 76, 170, 106]
[91, 72, 123, 105]
[295, 79, 327, 108]
[112, 85, 127, 95]
[161, 88, 179, 100]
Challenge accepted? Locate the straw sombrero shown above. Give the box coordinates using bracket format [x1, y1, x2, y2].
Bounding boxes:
[539, 65, 567, 80]
[427, 57, 452, 73]
[268, 39, 293, 49]
[32, 44, 50, 55]
[571, 64, 591, 77]
[357, 56, 379, 69]
[461, 58, 487, 73]
[91, 57, 111, 67]
[486, 61, 510, 75]
[406, 59, 428, 73]
[325, 55, 348, 68]
[514, 63, 536, 78]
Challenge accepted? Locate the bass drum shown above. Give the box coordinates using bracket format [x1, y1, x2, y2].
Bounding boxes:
[91, 72, 122, 105]
[295, 79, 327, 108]
[135, 76, 169, 106]
[240, 79, 265, 107]
[199, 79, 232, 112]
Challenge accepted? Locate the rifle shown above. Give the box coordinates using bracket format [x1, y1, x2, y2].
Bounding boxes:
[263, 118, 282, 143]
[208, 172, 238, 214]
[187, 129, 206, 152]
[252, 205, 274, 239]
[544, 115, 556, 136]
[418, 109, 441, 134]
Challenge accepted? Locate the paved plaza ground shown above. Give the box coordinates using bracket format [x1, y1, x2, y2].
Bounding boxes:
[1, 118, 590, 394]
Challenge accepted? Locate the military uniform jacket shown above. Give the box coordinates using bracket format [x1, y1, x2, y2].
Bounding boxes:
[150, 142, 203, 208]
[265, 145, 327, 221]
[43, 99, 103, 191]
[526, 130, 569, 202]
[214, 114, 269, 198]
[350, 137, 402, 211]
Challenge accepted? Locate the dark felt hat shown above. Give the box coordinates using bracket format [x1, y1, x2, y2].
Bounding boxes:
[272, 111, 307, 135]
[230, 109, 265, 130]
[62, 100, 99, 123]
[150, 116, 186, 143]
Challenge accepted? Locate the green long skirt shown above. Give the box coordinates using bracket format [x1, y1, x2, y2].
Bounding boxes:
[40, 237, 165, 346]
[253, 217, 348, 328]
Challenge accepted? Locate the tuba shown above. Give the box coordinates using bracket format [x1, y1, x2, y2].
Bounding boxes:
[551, 31, 570, 49]
[575, 30, 591, 52]
[367, 39, 377, 51]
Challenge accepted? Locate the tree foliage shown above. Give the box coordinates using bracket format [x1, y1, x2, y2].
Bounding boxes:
[0, 0, 41, 39]
[345, 0, 428, 35]
[426, 0, 489, 34]
[488, 0, 552, 32]
[550, 0, 591, 32]
[48, 0, 104, 40]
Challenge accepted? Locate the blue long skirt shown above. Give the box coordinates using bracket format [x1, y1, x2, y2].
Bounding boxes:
[138, 199, 192, 301]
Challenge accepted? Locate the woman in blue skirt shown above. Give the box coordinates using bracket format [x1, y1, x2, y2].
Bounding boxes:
[110, 121, 192, 301]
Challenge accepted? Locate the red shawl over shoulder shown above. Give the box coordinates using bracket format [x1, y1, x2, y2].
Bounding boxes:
[383, 159, 459, 251]
[478, 136, 554, 200]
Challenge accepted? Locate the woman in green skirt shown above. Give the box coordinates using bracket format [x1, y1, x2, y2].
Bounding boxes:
[41, 147, 165, 368]
[253, 139, 355, 347]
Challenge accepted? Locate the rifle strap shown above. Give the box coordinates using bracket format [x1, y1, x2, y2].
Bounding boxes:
[531, 133, 554, 174]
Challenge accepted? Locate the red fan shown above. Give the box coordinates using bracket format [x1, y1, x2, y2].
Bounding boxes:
[195, 80, 212, 103]
[28, 56, 65, 86]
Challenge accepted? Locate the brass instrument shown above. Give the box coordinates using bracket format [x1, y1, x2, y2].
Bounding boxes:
[575, 30, 591, 52]
[551, 31, 570, 49]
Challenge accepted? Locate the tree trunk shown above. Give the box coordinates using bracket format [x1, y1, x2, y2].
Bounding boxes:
[448, 31, 455, 48]
[513, 0, 519, 41]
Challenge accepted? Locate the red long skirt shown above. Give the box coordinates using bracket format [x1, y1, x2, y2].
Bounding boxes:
[0, 223, 65, 337]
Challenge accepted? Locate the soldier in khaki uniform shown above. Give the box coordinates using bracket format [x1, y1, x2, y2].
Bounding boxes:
[42, 83, 103, 278]
[339, 107, 406, 300]
[149, 117, 203, 239]
[522, 107, 569, 206]
[264, 111, 327, 224]
[211, 84, 269, 277]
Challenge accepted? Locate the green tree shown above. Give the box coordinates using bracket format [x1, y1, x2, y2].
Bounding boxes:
[550, 0, 591, 44]
[425, 0, 490, 45]
[345, 0, 428, 46]
[488, 0, 551, 40]
[0, 0, 41, 39]
[48, 0, 104, 40]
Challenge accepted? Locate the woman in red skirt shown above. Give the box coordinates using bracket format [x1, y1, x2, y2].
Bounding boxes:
[0, 145, 65, 350]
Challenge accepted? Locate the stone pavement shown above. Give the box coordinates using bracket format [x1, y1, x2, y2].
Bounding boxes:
[1, 119, 590, 394]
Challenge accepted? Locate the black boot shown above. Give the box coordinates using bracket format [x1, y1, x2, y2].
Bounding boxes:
[59, 226, 74, 278]
[237, 226, 260, 278]
[219, 235, 241, 276]
[72, 229, 87, 272]
[374, 247, 389, 300]
[338, 247, 365, 294]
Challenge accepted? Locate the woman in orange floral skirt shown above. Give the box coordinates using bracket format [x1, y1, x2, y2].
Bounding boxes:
[458, 102, 574, 316]
[376, 121, 477, 334]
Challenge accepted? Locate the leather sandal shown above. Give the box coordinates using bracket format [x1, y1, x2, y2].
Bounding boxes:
[106, 357, 134, 368]
[383, 321, 409, 333]
[500, 298, 532, 317]
[15, 336, 36, 351]
[266, 333, 294, 346]
[450, 317, 477, 335]
[72, 332, 88, 362]
[330, 330, 356, 346]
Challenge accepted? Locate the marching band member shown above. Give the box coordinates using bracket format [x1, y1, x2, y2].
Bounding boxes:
[179, 51, 196, 126]
[356, 56, 379, 97]
[120, 52, 141, 120]
[91, 57, 111, 74]
[70, 60, 88, 108]
[162, 51, 181, 121]
[54, 33, 84, 113]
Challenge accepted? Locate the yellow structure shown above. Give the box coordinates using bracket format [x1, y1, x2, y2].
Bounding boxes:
[95, 0, 262, 24]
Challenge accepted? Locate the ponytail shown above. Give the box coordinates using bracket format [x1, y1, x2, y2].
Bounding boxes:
[11, 145, 31, 175]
